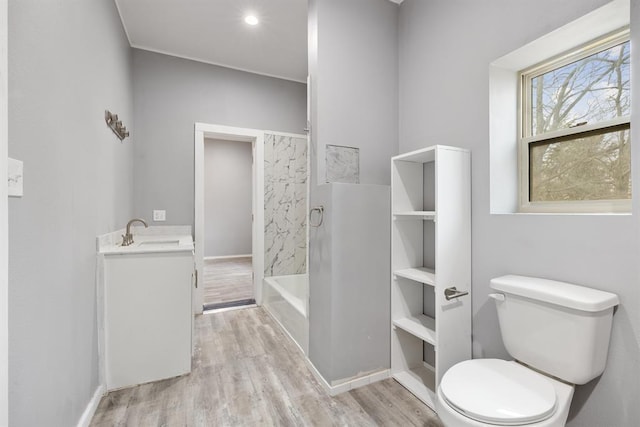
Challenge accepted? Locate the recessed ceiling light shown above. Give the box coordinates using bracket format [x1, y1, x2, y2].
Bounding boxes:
[244, 15, 259, 26]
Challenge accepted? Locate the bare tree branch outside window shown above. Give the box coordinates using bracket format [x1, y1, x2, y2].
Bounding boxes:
[526, 40, 630, 202]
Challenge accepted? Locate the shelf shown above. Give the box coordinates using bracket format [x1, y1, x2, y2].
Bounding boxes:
[392, 145, 471, 407]
[392, 147, 436, 163]
[392, 145, 468, 164]
[392, 365, 437, 409]
[394, 267, 435, 286]
[393, 211, 436, 220]
[393, 314, 436, 345]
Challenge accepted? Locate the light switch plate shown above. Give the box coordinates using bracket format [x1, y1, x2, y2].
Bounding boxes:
[153, 210, 166, 221]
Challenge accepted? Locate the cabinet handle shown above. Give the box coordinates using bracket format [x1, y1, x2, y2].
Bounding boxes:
[444, 286, 468, 301]
[194, 269, 198, 289]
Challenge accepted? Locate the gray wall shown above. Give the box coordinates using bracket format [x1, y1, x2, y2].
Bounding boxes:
[132, 49, 307, 227]
[398, 0, 640, 425]
[204, 138, 252, 257]
[309, 184, 391, 382]
[308, 184, 333, 378]
[307, 0, 398, 383]
[310, 0, 398, 186]
[8, 0, 134, 425]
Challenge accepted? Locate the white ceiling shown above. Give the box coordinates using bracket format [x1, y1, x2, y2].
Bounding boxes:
[115, 0, 309, 82]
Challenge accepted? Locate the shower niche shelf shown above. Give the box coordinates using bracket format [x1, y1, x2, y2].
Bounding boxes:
[391, 145, 471, 410]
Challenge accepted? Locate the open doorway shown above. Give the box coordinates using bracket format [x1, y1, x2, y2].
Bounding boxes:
[194, 124, 307, 315]
[194, 123, 265, 315]
[202, 138, 254, 310]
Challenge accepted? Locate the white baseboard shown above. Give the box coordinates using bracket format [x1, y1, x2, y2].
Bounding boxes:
[261, 294, 390, 398]
[263, 304, 306, 355]
[204, 254, 252, 261]
[77, 384, 106, 427]
[304, 359, 390, 396]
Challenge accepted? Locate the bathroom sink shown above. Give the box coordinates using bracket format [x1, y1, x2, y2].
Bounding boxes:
[99, 228, 193, 255]
[137, 239, 180, 247]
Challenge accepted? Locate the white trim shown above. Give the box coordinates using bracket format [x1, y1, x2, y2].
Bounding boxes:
[130, 45, 306, 84]
[520, 28, 629, 83]
[195, 123, 264, 313]
[76, 385, 106, 427]
[521, 116, 630, 145]
[204, 254, 252, 261]
[195, 127, 307, 312]
[305, 360, 336, 395]
[519, 199, 632, 214]
[491, 0, 630, 71]
[305, 359, 390, 396]
[262, 300, 307, 354]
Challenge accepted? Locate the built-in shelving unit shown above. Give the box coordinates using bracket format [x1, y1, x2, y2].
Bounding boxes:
[391, 145, 471, 409]
[393, 315, 436, 345]
[394, 267, 435, 285]
[393, 211, 436, 220]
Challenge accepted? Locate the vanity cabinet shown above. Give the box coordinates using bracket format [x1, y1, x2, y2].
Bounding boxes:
[101, 241, 194, 391]
[391, 145, 471, 409]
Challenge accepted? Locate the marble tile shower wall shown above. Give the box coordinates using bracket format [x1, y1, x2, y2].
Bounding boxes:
[264, 134, 308, 277]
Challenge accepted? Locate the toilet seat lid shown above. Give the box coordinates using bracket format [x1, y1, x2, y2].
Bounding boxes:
[440, 359, 557, 426]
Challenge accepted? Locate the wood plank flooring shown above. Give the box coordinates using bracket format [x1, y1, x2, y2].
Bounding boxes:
[90, 307, 443, 426]
[203, 257, 253, 305]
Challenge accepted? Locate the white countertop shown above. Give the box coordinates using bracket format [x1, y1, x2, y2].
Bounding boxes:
[97, 226, 194, 255]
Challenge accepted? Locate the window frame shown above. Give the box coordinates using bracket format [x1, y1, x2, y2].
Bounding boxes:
[517, 28, 631, 213]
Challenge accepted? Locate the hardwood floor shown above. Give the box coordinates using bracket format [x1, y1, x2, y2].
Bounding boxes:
[90, 307, 442, 426]
[203, 257, 253, 306]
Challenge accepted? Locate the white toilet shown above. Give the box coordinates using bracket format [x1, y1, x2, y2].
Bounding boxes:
[436, 275, 619, 427]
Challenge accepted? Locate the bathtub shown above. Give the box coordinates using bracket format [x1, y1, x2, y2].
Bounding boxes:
[263, 274, 309, 354]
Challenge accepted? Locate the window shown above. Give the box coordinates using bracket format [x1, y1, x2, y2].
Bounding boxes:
[518, 29, 630, 213]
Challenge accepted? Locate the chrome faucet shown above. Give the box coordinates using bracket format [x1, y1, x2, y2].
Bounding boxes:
[121, 218, 148, 246]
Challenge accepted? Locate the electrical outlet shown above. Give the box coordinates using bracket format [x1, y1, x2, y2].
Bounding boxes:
[153, 210, 166, 221]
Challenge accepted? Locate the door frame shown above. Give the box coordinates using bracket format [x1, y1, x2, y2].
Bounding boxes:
[194, 123, 264, 313]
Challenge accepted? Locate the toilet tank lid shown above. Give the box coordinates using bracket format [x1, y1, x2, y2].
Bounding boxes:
[490, 275, 619, 312]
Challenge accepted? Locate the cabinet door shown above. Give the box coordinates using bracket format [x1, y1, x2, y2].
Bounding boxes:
[434, 147, 472, 384]
[105, 252, 193, 390]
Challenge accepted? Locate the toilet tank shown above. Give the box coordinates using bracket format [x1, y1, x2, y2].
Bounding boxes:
[490, 275, 619, 385]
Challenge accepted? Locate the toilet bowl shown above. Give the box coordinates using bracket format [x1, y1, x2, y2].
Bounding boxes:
[435, 275, 618, 427]
[436, 359, 574, 427]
